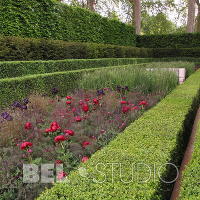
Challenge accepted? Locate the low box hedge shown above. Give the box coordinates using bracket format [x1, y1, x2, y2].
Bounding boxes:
[0, 58, 154, 79]
[37, 70, 200, 200]
[0, 57, 198, 79]
[179, 116, 200, 199]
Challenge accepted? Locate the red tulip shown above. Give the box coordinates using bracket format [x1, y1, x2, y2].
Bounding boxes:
[64, 129, 75, 136]
[55, 160, 63, 164]
[66, 96, 72, 100]
[139, 100, 148, 106]
[132, 106, 139, 110]
[57, 171, 67, 180]
[82, 104, 89, 112]
[81, 156, 89, 163]
[66, 101, 72, 105]
[85, 98, 90, 102]
[93, 98, 99, 105]
[82, 141, 91, 148]
[20, 142, 33, 150]
[122, 106, 130, 113]
[120, 101, 128, 105]
[54, 135, 66, 143]
[24, 122, 32, 130]
[45, 128, 52, 133]
[75, 116, 82, 122]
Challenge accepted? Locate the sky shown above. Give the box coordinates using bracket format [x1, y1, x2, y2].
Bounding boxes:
[63, 0, 188, 27]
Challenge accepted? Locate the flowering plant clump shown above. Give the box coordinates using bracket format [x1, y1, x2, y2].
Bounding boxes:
[0, 87, 164, 200]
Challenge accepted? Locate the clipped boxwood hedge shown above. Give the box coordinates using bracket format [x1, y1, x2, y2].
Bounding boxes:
[0, 58, 197, 79]
[37, 70, 200, 200]
[0, 36, 148, 61]
[179, 117, 200, 199]
[136, 33, 200, 48]
[0, 58, 156, 79]
[0, 0, 135, 46]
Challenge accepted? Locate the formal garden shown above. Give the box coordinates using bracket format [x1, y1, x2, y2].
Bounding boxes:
[0, 0, 200, 200]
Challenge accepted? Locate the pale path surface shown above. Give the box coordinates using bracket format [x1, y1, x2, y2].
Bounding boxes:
[146, 68, 186, 84]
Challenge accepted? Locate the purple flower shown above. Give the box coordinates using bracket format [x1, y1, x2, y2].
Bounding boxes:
[12, 101, 22, 108]
[20, 105, 27, 110]
[23, 98, 30, 105]
[124, 86, 129, 91]
[1, 112, 13, 121]
[116, 85, 121, 92]
[97, 89, 105, 96]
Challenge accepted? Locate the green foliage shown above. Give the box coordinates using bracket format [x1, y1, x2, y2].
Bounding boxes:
[0, 58, 156, 79]
[136, 33, 200, 48]
[0, 57, 196, 79]
[37, 70, 200, 200]
[78, 66, 178, 93]
[0, 35, 149, 61]
[152, 48, 200, 58]
[0, 0, 135, 46]
[179, 117, 200, 199]
[142, 12, 176, 35]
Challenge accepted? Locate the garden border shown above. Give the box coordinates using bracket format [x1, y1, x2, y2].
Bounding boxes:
[36, 70, 200, 200]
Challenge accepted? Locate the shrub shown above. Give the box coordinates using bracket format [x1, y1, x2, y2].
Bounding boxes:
[0, 0, 135, 46]
[152, 48, 200, 58]
[179, 117, 200, 199]
[0, 36, 146, 61]
[136, 33, 200, 48]
[37, 70, 200, 200]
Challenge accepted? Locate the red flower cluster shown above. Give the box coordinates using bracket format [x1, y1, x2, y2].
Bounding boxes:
[82, 141, 91, 148]
[54, 135, 66, 143]
[66, 96, 72, 100]
[139, 100, 148, 106]
[57, 171, 68, 180]
[75, 116, 82, 122]
[120, 101, 128, 105]
[64, 129, 75, 136]
[82, 104, 89, 113]
[93, 98, 99, 105]
[24, 122, 32, 130]
[122, 106, 130, 113]
[45, 121, 61, 133]
[20, 142, 33, 150]
[81, 156, 89, 163]
[66, 101, 72, 105]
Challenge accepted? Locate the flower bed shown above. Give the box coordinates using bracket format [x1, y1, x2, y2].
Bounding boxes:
[37, 70, 200, 200]
[0, 62, 192, 109]
[0, 68, 179, 199]
[0, 88, 163, 200]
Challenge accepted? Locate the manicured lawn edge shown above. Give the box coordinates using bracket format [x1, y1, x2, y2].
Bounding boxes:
[37, 70, 200, 200]
[179, 114, 200, 199]
[0, 57, 198, 79]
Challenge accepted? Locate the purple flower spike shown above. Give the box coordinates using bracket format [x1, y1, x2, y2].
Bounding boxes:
[12, 101, 22, 108]
[20, 105, 27, 110]
[97, 89, 105, 96]
[1, 112, 13, 121]
[23, 98, 30, 105]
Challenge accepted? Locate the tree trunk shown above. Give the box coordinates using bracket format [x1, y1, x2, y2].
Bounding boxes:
[187, 0, 196, 32]
[87, 0, 96, 11]
[129, 0, 141, 35]
[196, 1, 200, 32]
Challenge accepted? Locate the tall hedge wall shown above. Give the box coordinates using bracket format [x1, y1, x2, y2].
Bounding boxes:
[136, 33, 200, 48]
[0, 0, 135, 46]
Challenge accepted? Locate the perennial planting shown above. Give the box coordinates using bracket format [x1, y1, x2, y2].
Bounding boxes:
[0, 86, 165, 200]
